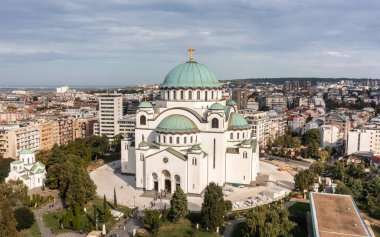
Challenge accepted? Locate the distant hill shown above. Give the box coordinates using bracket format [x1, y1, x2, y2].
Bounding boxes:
[222, 77, 379, 85]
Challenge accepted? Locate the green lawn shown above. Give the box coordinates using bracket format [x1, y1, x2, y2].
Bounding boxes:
[43, 197, 130, 234]
[0, 158, 12, 181]
[156, 220, 219, 237]
[372, 224, 380, 237]
[21, 222, 42, 237]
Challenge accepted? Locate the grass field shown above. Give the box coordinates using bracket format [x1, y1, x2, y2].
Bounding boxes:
[21, 222, 42, 237]
[156, 220, 219, 237]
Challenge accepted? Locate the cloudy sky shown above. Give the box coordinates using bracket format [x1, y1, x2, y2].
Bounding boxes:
[0, 0, 380, 87]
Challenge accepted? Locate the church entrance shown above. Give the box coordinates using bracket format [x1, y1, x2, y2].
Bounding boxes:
[165, 179, 171, 193]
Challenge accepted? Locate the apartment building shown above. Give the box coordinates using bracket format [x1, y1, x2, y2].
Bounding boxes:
[73, 117, 97, 139]
[347, 126, 380, 155]
[38, 120, 59, 150]
[117, 114, 136, 136]
[98, 93, 123, 139]
[319, 125, 344, 148]
[242, 110, 271, 148]
[0, 124, 40, 158]
[58, 119, 74, 145]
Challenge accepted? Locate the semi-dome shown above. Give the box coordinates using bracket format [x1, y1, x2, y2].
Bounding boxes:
[161, 62, 221, 89]
[156, 114, 199, 134]
[226, 99, 237, 106]
[137, 101, 153, 108]
[228, 113, 251, 130]
[209, 102, 224, 110]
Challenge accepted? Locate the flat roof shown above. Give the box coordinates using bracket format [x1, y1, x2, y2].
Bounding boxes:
[310, 192, 371, 237]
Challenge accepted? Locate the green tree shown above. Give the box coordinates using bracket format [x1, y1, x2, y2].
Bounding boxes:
[111, 134, 124, 152]
[143, 209, 162, 236]
[114, 187, 117, 207]
[293, 137, 302, 148]
[334, 161, 346, 181]
[319, 150, 329, 161]
[294, 169, 316, 192]
[224, 200, 233, 213]
[200, 182, 225, 230]
[0, 196, 19, 237]
[244, 204, 296, 237]
[102, 195, 111, 222]
[302, 129, 321, 146]
[309, 161, 326, 176]
[335, 181, 352, 195]
[72, 203, 82, 230]
[0, 180, 28, 206]
[306, 142, 320, 159]
[14, 207, 35, 231]
[168, 187, 188, 222]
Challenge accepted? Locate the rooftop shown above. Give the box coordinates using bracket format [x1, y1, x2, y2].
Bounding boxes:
[310, 192, 371, 237]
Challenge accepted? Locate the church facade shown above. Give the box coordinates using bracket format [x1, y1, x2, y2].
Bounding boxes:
[121, 50, 259, 195]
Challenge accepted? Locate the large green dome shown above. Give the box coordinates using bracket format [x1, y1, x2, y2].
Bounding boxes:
[156, 114, 199, 134]
[161, 62, 221, 89]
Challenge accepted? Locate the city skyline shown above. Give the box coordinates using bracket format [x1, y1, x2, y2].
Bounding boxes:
[1, 0, 380, 86]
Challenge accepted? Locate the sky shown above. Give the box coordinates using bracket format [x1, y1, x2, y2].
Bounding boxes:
[0, 0, 380, 87]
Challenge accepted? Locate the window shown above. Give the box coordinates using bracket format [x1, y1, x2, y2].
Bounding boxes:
[213, 139, 216, 169]
[243, 151, 247, 158]
[192, 157, 197, 166]
[140, 154, 144, 161]
[176, 137, 180, 144]
[230, 133, 233, 139]
[190, 136, 193, 143]
[188, 91, 192, 100]
[180, 90, 184, 100]
[173, 91, 177, 100]
[243, 133, 245, 138]
[167, 91, 170, 100]
[140, 115, 146, 125]
[197, 91, 201, 100]
[184, 137, 187, 143]
[211, 118, 219, 128]
[158, 136, 161, 143]
[211, 91, 214, 99]
[237, 133, 240, 139]
[169, 137, 173, 143]
[205, 91, 208, 101]
[163, 136, 166, 143]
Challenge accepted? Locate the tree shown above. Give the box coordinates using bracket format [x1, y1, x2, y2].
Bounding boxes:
[102, 195, 111, 222]
[309, 161, 326, 176]
[294, 169, 316, 192]
[302, 129, 321, 146]
[0, 180, 28, 207]
[200, 182, 225, 230]
[334, 161, 346, 181]
[319, 150, 329, 161]
[224, 200, 233, 213]
[14, 207, 35, 231]
[72, 203, 82, 230]
[0, 196, 19, 237]
[335, 181, 352, 195]
[143, 209, 162, 236]
[244, 204, 296, 237]
[168, 187, 188, 222]
[293, 137, 302, 148]
[114, 187, 117, 207]
[65, 166, 95, 207]
[111, 134, 124, 152]
[306, 142, 320, 159]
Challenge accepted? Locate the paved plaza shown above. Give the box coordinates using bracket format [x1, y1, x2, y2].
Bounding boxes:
[90, 160, 294, 211]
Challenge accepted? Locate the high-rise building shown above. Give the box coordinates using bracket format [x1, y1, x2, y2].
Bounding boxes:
[58, 119, 74, 145]
[98, 93, 123, 139]
[233, 89, 249, 110]
[38, 120, 60, 150]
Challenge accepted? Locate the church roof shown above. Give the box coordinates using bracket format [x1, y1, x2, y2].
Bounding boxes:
[160, 62, 221, 89]
[137, 101, 153, 108]
[11, 159, 23, 165]
[226, 99, 237, 106]
[165, 147, 187, 161]
[19, 149, 33, 154]
[209, 102, 224, 110]
[228, 113, 251, 130]
[156, 114, 199, 134]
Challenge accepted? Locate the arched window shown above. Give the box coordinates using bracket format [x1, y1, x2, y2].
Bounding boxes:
[205, 91, 208, 101]
[169, 136, 173, 144]
[230, 133, 233, 139]
[163, 136, 166, 143]
[173, 91, 176, 100]
[237, 133, 240, 139]
[140, 115, 146, 125]
[176, 137, 180, 144]
[158, 136, 161, 143]
[167, 91, 170, 100]
[243, 133, 245, 138]
[190, 136, 193, 143]
[243, 152, 248, 158]
[180, 90, 184, 100]
[188, 91, 192, 100]
[192, 158, 197, 166]
[184, 137, 187, 144]
[197, 91, 201, 100]
[211, 91, 214, 99]
[140, 154, 144, 161]
[211, 118, 219, 128]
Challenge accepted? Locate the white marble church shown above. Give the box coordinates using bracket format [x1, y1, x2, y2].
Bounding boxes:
[121, 49, 259, 195]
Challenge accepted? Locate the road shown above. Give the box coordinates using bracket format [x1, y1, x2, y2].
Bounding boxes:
[106, 211, 142, 237]
[263, 154, 312, 168]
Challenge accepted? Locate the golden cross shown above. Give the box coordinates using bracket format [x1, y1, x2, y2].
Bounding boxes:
[188, 47, 196, 62]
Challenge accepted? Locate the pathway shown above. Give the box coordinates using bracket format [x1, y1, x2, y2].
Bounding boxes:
[223, 218, 246, 237]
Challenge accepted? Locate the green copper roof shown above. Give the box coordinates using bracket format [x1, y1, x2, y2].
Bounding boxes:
[19, 149, 33, 154]
[11, 159, 23, 165]
[161, 62, 221, 89]
[138, 101, 153, 108]
[190, 144, 202, 150]
[209, 102, 224, 110]
[156, 114, 199, 134]
[226, 99, 237, 106]
[138, 140, 150, 147]
[228, 113, 251, 130]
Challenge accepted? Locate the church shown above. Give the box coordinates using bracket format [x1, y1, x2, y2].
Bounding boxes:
[121, 49, 259, 195]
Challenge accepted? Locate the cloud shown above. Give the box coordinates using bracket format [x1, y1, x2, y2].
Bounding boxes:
[0, 0, 379, 86]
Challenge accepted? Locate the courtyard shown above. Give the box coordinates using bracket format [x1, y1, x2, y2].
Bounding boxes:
[90, 160, 294, 212]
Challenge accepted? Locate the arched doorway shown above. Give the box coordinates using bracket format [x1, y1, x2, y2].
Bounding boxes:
[152, 173, 158, 191]
[174, 175, 181, 191]
[162, 170, 171, 193]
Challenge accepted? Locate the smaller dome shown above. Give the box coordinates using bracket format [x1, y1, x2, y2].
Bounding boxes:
[190, 144, 202, 150]
[228, 113, 251, 130]
[226, 99, 237, 106]
[242, 140, 251, 146]
[138, 140, 149, 148]
[156, 115, 199, 134]
[138, 101, 153, 108]
[209, 102, 224, 110]
[19, 149, 33, 154]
